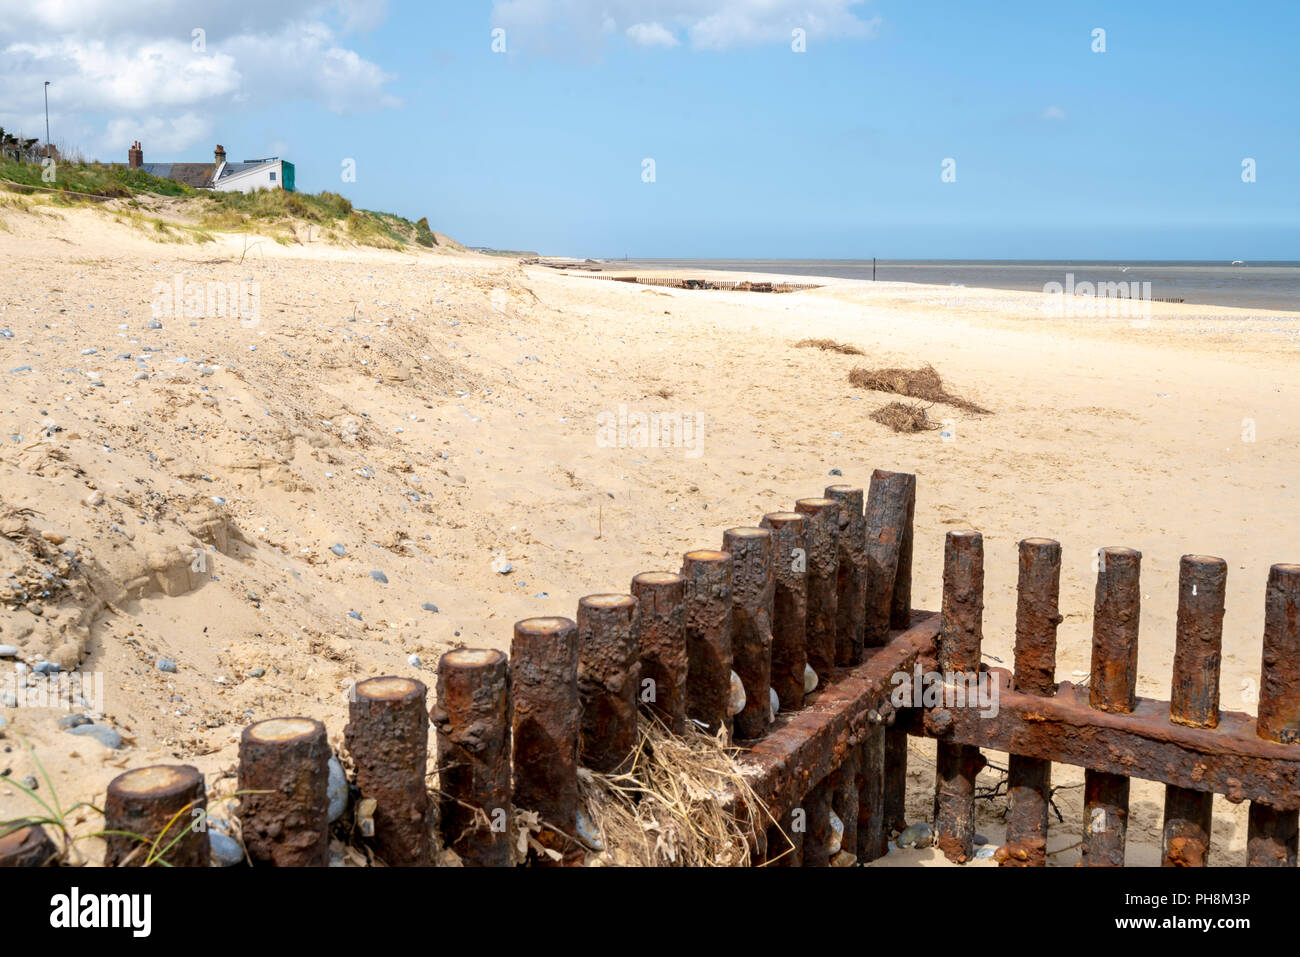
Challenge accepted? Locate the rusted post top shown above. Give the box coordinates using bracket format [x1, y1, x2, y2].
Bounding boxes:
[682, 549, 734, 737]
[631, 571, 687, 734]
[1090, 546, 1142, 714]
[1171, 555, 1226, 729]
[238, 717, 331, 867]
[1014, 538, 1062, 697]
[577, 593, 641, 774]
[1258, 564, 1300, 745]
[104, 765, 209, 867]
[795, 498, 839, 684]
[724, 527, 774, 740]
[510, 616, 580, 863]
[345, 676, 431, 867]
[826, 485, 868, 667]
[940, 530, 984, 675]
[434, 648, 513, 867]
[762, 511, 808, 713]
[864, 471, 916, 644]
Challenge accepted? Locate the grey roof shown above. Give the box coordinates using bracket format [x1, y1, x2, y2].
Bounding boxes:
[139, 163, 215, 188]
[214, 159, 277, 181]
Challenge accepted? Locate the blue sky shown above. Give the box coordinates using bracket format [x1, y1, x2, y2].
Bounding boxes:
[4, 1, 1297, 258]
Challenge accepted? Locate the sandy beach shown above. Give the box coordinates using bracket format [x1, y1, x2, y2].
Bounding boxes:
[2, 199, 1298, 865]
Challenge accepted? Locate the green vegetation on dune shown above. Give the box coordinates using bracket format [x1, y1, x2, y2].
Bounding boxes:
[0, 155, 194, 198]
[0, 156, 445, 250]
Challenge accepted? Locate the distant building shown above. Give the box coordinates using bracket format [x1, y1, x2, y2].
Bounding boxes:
[127, 142, 295, 193]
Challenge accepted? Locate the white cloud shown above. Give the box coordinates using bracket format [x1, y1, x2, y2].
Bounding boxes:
[1042, 105, 1066, 121]
[627, 22, 680, 47]
[0, 0, 397, 159]
[492, 0, 880, 53]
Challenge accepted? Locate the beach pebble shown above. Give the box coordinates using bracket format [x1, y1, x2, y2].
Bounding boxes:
[407, 654, 421, 667]
[369, 570, 388, 584]
[828, 809, 844, 855]
[0, 646, 18, 658]
[898, 821, 933, 849]
[66, 723, 123, 749]
[804, 663, 819, 694]
[1, 693, 16, 708]
[327, 756, 349, 823]
[491, 555, 512, 575]
[21, 776, 38, 791]
[421, 602, 439, 612]
[829, 468, 842, 476]
[247, 667, 266, 678]
[32, 660, 59, 675]
[330, 543, 346, 557]
[728, 670, 746, 715]
[82, 490, 104, 507]
[58, 714, 91, 729]
[147, 320, 163, 329]
[576, 808, 603, 850]
[347, 610, 362, 621]
[208, 830, 243, 867]
[974, 844, 997, 860]
[769, 687, 779, 720]
[157, 658, 177, 673]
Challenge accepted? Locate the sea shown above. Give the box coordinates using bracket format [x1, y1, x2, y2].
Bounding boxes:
[608, 260, 1300, 313]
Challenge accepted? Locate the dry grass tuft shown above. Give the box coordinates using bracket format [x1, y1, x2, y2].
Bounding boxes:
[577, 718, 769, 866]
[870, 400, 941, 433]
[795, 337, 865, 355]
[849, 363, 990, 413]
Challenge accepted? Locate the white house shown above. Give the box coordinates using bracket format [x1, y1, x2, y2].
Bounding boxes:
[129, 142, 296, 193]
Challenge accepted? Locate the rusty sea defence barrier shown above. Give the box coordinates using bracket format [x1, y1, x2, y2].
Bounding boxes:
[4, 470, 1297, 868]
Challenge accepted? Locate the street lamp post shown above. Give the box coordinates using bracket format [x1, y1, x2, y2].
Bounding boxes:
[43, 81, 50, 158]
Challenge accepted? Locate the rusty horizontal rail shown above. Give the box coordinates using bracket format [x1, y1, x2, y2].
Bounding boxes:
[731, 612, 939, 824]
[908, 670, 1300, 811]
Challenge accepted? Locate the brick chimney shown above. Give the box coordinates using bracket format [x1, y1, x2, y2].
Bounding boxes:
[128, 140, 143, 169]
[214, 144, 226, 166]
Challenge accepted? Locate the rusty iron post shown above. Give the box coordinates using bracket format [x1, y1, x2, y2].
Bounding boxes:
[883, 721, 909, 836]
[104, 765, 209, 867]
[577, 593, 640, 774]
[1161, 555, 1226, 867]
[1004, 538, 1062, 867]
[933, 530, 986, 863]
[1082, 546, 1141, 867]
[238, 717, 331, 866]
[795, 497, 839, 685]
[631, 572, 687, 734]
[831, 743, 861, 862]
[857, 726, 889, 861]
[682, 549, 734, 737]
[724, 527, 775, 739]
[0, 823, 58, 867]
[801, 777, 834, 867]
[511, 616, 581, 864]
[345, 676, 431, 866]
[865, 470, 916, 645]
[434, 648, 512, 867]
[1247, 564, 1300, 866]
[761, 512, 807, 711]
[826, 485, 867, 665]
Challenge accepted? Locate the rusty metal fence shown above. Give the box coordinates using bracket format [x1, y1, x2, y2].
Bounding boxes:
[6, 470, 1297, 868]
